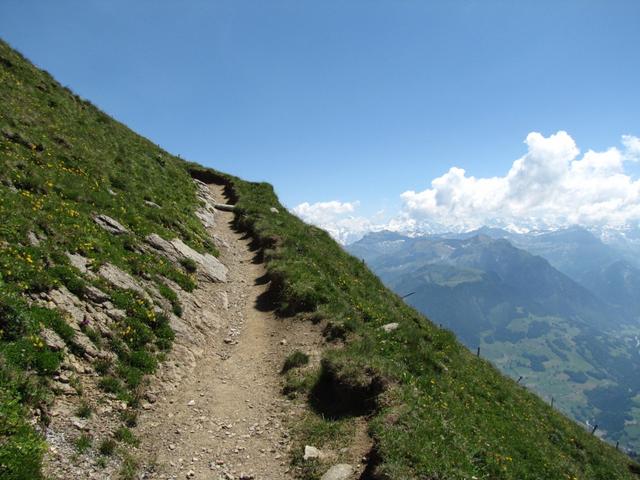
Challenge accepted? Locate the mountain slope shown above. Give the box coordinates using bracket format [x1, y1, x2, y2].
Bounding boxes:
[349, 231, 640, 455]
[459, 226, 640, 320]
[0, 40, 217, 478]
[2, 38, 639, 479]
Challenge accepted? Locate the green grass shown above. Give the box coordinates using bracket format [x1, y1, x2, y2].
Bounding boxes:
[114, 426, 139, 446]
[0, 37, 224, 475]
[98, 438, 116, 456]
[76, 400, 92, 418]
[188, 166, 640, 479]
[281, 350, 310, 373]
[74, 433, 92, 453]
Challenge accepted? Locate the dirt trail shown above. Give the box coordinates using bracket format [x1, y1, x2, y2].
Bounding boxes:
[136, 184, 310, 480]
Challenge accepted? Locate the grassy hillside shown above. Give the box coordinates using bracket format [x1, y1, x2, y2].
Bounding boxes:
[1, 38, 639, 479]
[0, 39, 214, 478]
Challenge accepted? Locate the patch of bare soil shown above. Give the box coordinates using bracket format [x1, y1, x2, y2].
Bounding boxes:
[135, 184, 320, 480]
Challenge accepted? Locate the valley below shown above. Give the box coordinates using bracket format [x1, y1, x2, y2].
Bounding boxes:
[348, 228, 640, 455]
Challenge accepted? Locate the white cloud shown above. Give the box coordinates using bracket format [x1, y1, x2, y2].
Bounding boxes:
[292, 201, 373, 244]
[294, 132, 640, 243]
[623, 134, 640, 161]
[400, 132, 640, 232]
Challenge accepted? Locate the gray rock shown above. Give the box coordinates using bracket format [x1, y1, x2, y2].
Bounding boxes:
[213, 203, 236, 212]
[28, 231, 41, 246]
[66, 252, 90, 273]
[98, 263, 147, 297]
[93, 214, 129, 235]
[146, 234, 228, 283]
[52, 380, 77, 395]
[321, 464, 354, 480]
[84, 285, 109, 304]
[41, 289, 102, 359]
[144, 200, 161, 208]
[87, 312, 113, 337]
[71, 330, 100, 359]
[196, 207, 216, 228]
[269, 207, 279, 214]
[381, 322, 399, 333]
[105, 308, 127, 322]
[303, 445, 323, 460]
[41, 328, 66, 351]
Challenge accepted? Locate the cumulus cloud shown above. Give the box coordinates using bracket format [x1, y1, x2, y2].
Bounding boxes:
[400, 132, 640, 232]
[292, 200, 373, 244]
[294, 132, 640, 243]
[623, 134, 640, 161]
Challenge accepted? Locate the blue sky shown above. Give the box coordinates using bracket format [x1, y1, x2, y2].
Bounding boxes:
[1, 1, 639, 241]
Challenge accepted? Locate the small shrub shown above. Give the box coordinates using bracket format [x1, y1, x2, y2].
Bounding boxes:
[157, 282, 178, 303]
[120, 409, 138, 427]
[76, 400, 92, 418]
[74, 434, 92, 453]
[179, 257, 197, 273]
[154, 320, 175, 351]
[98, 376, 123, 394]
[117, 363, 144, 389]
[82, 325, 102, 347]
[98, 438, 116, 456]
[127, 350, 157, 374]
[94, 358, 111, 375]
[3, 339, 62, 375]
[281, 350, 310, 373]
[114, 427, 139, 446]
[119, 452, 139, 480]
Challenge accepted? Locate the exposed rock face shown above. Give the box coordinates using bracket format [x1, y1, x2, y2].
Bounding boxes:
[66, 252, 91, 274]
[41, 328, 65, 351]
[321, 464, 354, 480]
[28, 231, 41, 246]
[84, 285, 109, 304]
[93, 214, 129, 235]
[146, 233, 228, 283]
[194, 179, 218, 228]
[39, 286, 111, 361]
[303, 445, 324, 460]
[98, 263, 148, 297]
[380, 322, 399, 333]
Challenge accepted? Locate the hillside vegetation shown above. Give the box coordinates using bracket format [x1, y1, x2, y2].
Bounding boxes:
[0, 39, 214, 478]
[1, 38, 639, 479]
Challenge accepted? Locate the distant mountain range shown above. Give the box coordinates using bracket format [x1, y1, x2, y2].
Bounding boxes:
[347, 227, 640, 453]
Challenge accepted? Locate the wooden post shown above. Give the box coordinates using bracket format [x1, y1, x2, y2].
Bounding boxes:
[591, 424, 598, 435]
[477, 346, 480, 357]
[551, 397, 554, 408]
[616, 441, 619, 451]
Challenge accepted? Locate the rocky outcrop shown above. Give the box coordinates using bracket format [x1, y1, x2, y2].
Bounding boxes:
[146, 233, 228, 283]
[38, 286, 114, 361]
[93, 214, 129, 235]
[321, 464, 354, 480]
[98, 263, 149, 298]
[194, 179, 218, 228]
[41, 328, 66, 351]
[380, 322, 399, 333]
[66, 252, 91, 274]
